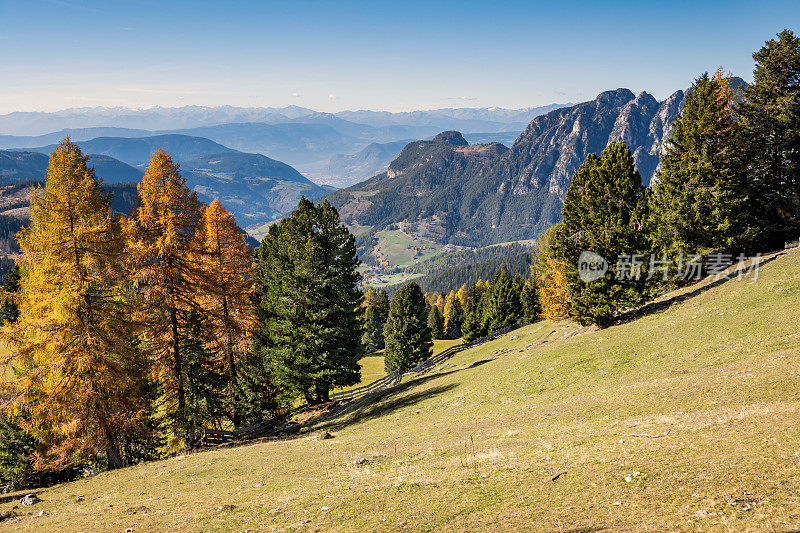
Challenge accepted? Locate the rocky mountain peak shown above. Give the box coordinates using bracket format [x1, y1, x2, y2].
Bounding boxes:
[432, 131, 468, 146]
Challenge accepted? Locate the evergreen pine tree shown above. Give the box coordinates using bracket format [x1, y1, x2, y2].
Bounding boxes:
[650, 72, 744, 257]
[460, 283, 485, 342]
[442, 292, 464, 340]
[0, 264, 21, 325]
[427, 304, 444, 339]
[0, 411, 37, 490]
[520, 269, 541, 323]
[362, 289, 390, 353]
[556, 142, 648, 327]
[482, 266, 522, 331]
[234, 347, 289, 426]
[180, 308, 226, 444]
[251, 198, 363, 405]
[737, 30, 800, 250]
[384, 282, 433, 373]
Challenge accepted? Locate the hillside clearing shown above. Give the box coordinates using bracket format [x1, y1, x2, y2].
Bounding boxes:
[2, 250, 800, 531]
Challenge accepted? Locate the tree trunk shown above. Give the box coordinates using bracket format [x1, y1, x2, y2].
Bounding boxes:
[304, 390, 315, 406]
[106, 442, 123, 470]
[222, 296, 240, 426]
[170, 303, 189, 446]
[314, 381, 330, 404]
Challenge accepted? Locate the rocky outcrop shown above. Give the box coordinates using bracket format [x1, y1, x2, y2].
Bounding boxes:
[327, 85, 707, 248]
[507, 88, 686, 196]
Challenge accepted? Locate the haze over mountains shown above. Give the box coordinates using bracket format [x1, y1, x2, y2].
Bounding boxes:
[0, 104, 567, 186]
[0, 134, 331, 232]
[327, 83, 744, 264]
[0, 82, 741, 251]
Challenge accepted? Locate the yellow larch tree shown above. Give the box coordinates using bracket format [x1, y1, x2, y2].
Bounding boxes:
[125, 149, 206, 446]
[198, 199, 254, 424]
[1, 140, 147, 470]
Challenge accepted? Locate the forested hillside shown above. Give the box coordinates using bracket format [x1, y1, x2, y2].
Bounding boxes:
[327, 83, 742, 259]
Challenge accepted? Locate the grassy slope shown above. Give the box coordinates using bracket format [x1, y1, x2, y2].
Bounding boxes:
[334, 340, 465, 393]
[372, 229, 443, 268]
[3, 250, 800, 531]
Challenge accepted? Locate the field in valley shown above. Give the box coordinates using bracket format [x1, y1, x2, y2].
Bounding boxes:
[3, 250, 800, 531]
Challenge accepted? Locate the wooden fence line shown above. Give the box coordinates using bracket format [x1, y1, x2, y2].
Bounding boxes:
[200, 324, 520, 446]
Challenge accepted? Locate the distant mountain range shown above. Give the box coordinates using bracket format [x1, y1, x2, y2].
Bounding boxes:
[24, 134, 237, 167]
[0, 135, 331, 232]
[0, 150, 143, 184]
[0, 104, 569, 185]
[326, 84, 745, 264]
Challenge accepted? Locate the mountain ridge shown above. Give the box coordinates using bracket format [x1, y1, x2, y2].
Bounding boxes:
[326, 84, 715, 263]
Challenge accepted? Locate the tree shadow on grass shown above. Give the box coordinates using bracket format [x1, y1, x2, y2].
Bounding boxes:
[614, 251, 786, 326]
[314, 371, 460, 432]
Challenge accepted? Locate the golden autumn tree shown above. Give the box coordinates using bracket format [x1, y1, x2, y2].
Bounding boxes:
[533, 225, 570, 321]
[539, 257, 570, 321]
[126, 149, 206, 446]
[1, 140, 147, 470]
[442, 290, 463, 339]
[198, 199, 254, 425]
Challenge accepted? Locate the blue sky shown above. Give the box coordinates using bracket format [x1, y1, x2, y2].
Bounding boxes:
[0, 0, 797, 113]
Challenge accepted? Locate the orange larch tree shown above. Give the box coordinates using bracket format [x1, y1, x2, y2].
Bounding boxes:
[198, 199, 254, 425]
[1, 140, 147, 470]
[125, 149, 207, 447]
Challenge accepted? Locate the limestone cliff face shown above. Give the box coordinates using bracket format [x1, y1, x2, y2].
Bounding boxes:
[507, 88, 685, 197]
[327, 86, 691, 247]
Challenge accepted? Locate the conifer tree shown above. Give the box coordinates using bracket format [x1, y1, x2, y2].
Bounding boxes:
[0, 410, 37, 490]
[180, 308, 226, 443]
[234, 346, 288, 426]
[442, 291, 464, 340]
[198, 199, 254, 425]
[2, 140, 147, 469]
[0, 265, 21, 325]
[650, 72, 744, 256]
[251, 198, 363, 405]
[126, 149, 206, 446]
[427, 304, 444, 339]
[482, 266, 522, 331]
[460, 283, 485, 342]
[520, 269, 541, 323]
[556, 142, 648, 327]
[384, 282, 432, 373]
[738, 30, 800, 250]
[362, 289, 390, 353]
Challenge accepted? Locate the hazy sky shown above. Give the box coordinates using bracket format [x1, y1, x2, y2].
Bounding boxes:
[0, 0, 797, 114]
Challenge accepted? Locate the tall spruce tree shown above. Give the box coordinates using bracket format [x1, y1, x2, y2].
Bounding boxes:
[556, 142, 648, 327]
[180, 308, 226, 443]
[251, 198, 363, 405]
[362, 289, 390, 353]
[738, 30, 800, 250]
[384, 282, 433, 373]
[442, 292, 464, 340]
[0, 265, 21, 325]
[520, 269, 541, 323]
[2, 140, 148, 469]
[427, 304, 445, 339]
[482, 266, 522, 331]
[460, 283, 485, 342]
[650, 72, 744, 257]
